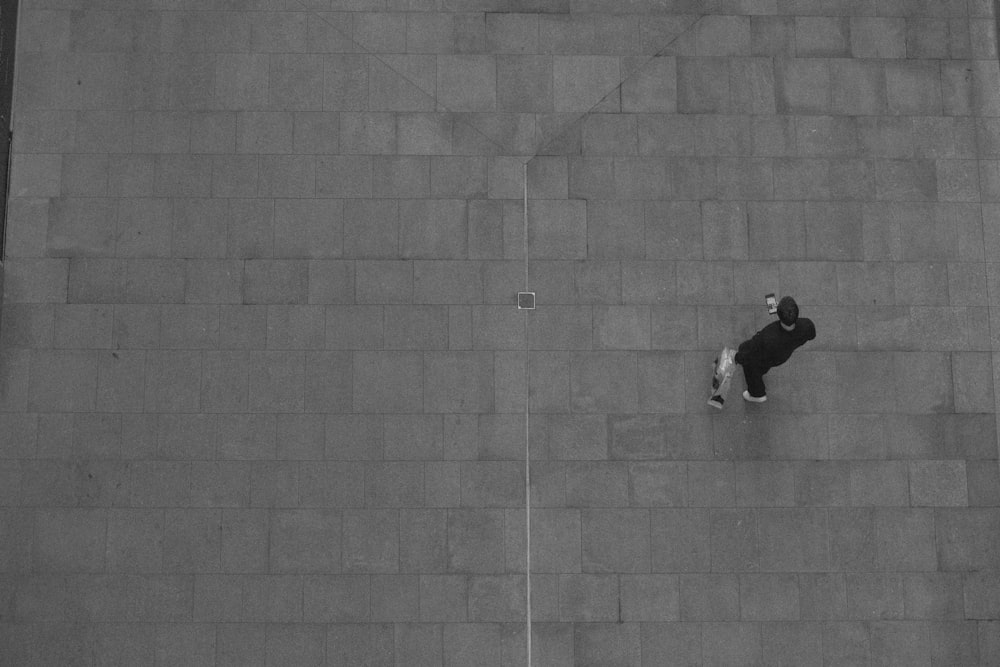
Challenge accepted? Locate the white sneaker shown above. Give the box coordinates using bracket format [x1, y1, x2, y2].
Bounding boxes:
[743, 391, 767, 403]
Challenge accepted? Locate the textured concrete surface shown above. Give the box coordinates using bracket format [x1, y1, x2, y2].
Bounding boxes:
[3, 0, 1000, 665]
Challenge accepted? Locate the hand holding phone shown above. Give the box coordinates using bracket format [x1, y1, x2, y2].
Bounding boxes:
[765, 293, 777, 314]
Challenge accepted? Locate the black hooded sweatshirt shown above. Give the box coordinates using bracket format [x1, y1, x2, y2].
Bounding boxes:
[736, 318, 816, 370]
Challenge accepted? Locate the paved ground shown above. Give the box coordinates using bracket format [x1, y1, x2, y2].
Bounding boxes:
[2, 0, 1000, 665]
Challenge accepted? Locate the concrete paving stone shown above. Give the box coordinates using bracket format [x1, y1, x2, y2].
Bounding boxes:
[413, 261, 483, 305]
[775, 58, 830, 114]
[844, 573, 906, 620]
[870, 621, 934, 667]
[419, 575, 469, 622]
[910, 460, 968, 507]
[353, 352, 423, 412]
[875, 507, 938, 571]
[583, 114, 636, 156]
[468, 574, 527, 622]
[595, 14, 642, 56]
[170, 198, 228, 259]
[795, 461, 850, 507]
[156, 413, 218, 460]
[468, 200, 503, 259]
[398, 509, 446, 572]
[637, 115, 696, 156]
[538, 14, 594, 54]
[570, 351, 638, 412]
[581, 508, 650, 573]
[269, 54, 325, 112]
[219, 305, 266, 349]
[966, 460, 1000, 506]
[129, 461, 193, 508]
[855, 306, 912, 350]
[486, 12, 539, 54]
[225, 199, 273, 259]
[265, 624, 328, 665]
[470, 305, 523, 350]
[710, 508, 760, 573]
[676, 57, 730, 114]
[159, 304, 220, 349]
[593, 305, 649, 350]
[258, 155, 317, 198]
[795, 16, 850, 57]
[716, 157, 774, 201]
[423, 351, 493, 412]
[105, 509, 163, 573]
[799, 573, 848, 620]
[184, 260, 243, 305]
[215, 53, 269, 110]
[301, 575, 369, 623]
[737, 461, 795, 507]
[819, 621, 871, 665]
[269, 510, 341, 574]
[341, 510, 399, 574]
[914, 117, 977, 159]
[936, 507, 1000, 571]
[571, 624, 640, 667]
[400, 200, 468, 259]
[162, 509, 222, 573]
[447, 508, 505, 573]
[531, 413, 603, 460]
[634, 351, 684, 412]
[273, 199, 343, 259]
[676, 261, 734, 305]
[850, 16, 906, 57]
[750, 115, 796, 158]
[558, 573, 617, 622]
[364, 462, 424, 507]
[740, 573, 800, 621]
[930, 621, 982, 666]
[567, 156, 614, 199]
[573, 260, 621, 304]
[564, 461, 629, 507]
[460, 461, 523, 506]
[702, 201, 747, 260]
[28, 350, 98, 413]
[836, 263, 895, 306]
[51, 304, 111, 349]
[33, 508, 106, 573]
[904, 572, 964, 619]
[244, 260, 309, 304]
[327, 623, 392, 665]
[384, 305, 448, 350]
[247, 350, 305, 412]
[849, 459, 909, 506]
[640, 622, 701, 665]
[60, 154, 108, 197]
[758, 508, 830, 572]
[428, 157, 487, 199]
[892, 351, 954, 413]
[643, 201, 701, 261]
[45, 197, 114, 257]
[337, 115, 395, 159]
[524, 305, 590, 350]
[248, 11, 307, 53]
[442, 623, 502, 667]
[885, 60, 944, 116]
[679, 574, 740, 621]
[731, 58, 777, 114]
[189, 460, 252, 506]
[552, 55, 620, 112]
[859, 116, 914, 159]
[199, 351, 249, 413]
[687, 461, 736, 507]
[621, 56, 677, 113]
[303, 351, 353, 412]
[236, 112, 293, 154]
[695, 115, 750, 156]
[936, 159, 981, 202]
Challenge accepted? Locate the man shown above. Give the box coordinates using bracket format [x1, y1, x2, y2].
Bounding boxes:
[735, 296, 816, 403]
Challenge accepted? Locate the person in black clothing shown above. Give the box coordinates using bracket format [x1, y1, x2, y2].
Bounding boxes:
[735, 296, 816, 403]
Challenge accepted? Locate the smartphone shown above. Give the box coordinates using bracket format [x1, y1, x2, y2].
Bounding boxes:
[765, 293, 777, 314]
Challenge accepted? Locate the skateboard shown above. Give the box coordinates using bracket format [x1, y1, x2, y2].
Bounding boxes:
[707, 347, 737, 410]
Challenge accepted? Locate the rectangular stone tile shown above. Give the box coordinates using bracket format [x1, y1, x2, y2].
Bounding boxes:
[269, 510, 340, 574]
[711, 508, 760, 574]
[758, 508, 830, 572]
[447, 509, 504, 574]
[570, 351, 638, 413]
[799, 573, 847, 620]
[740, 573, 800, 621]
[935, 508, 1000, 571]
[761, 622, 823, 666]
[904, 572, 964, 620]
[876, 508, 938, 571]
[581, 508, 650, 574]
[553, 55, 620, 112]
[159, 304, 219, 349]
[247, 351, 304, 413]
[850, 461, 909, 506]
[679, 574, 739, 622]
[845, 572, 906, 620]
[565, 462, 629, 508]
[162, 509, 221, 574]
[460, 461, 523, 508]
[910, 460, 968, 507]
[558, 574, 617, 622]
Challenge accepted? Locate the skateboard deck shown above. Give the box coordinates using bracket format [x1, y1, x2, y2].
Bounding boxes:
[707, 347, 737, 409]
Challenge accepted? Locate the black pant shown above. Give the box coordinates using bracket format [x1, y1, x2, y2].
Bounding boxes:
[741, 362, 768, 398]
